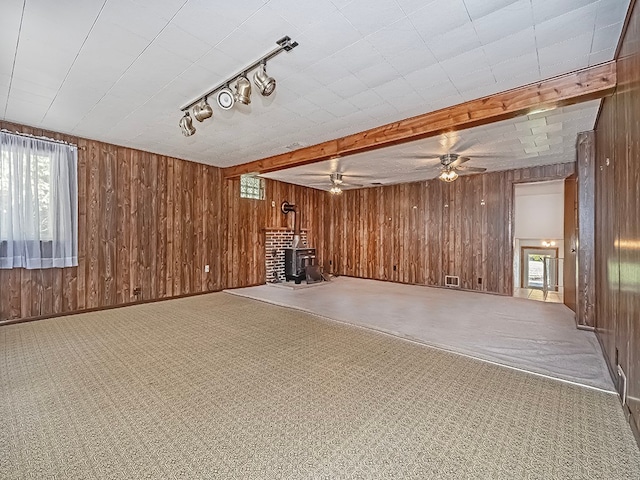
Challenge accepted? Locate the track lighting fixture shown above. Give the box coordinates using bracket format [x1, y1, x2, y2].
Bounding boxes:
[217, 88, 235, 110]
[179, 112, 196, 137]
[178, 36, 298, 136]
[234, 76, 252, 105]
[253, 63, 276, 96]
[439, 169, 458, 183]
[193, 98, 213, 122]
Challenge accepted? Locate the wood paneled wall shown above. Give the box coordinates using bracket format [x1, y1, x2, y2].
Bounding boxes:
[0, 122, 224, 322]
[224, 178, 329, 288]
[576, 132, 597, 326]
[326, 163, 575, 295]
[594, 0, 640, 436]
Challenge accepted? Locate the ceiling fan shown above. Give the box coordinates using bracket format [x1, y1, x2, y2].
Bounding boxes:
[312, 172, 364, 194]
[436, 153, 486, 182]
[411, 153, 487, 182]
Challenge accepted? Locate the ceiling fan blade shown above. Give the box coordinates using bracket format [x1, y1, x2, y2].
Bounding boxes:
[341, 182, 363, 188]
[450, 156, 470, 168]
[456, 165, 487, 173]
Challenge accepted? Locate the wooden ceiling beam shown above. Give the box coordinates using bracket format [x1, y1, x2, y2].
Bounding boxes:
[222, 61, 616, 178]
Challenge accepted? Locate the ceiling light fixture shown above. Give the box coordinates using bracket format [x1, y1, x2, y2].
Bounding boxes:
[234, 75, 252, 105]
[217, 88, 235, 110]
[330, 186, 343, 195]
[179, 112, 196, 137]
[253, 63, 276, 96]
[178, 36, 298, 135]
[193, 98, 213, 122]
[439, 169, 458, 183]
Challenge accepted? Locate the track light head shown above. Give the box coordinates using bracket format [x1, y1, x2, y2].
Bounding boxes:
[234, 76, 252, 105]
[179, 112, 196, 136]
[193, 98, 213, 122]
[217, 88, 235, 110]
[253, 64, 276, 96]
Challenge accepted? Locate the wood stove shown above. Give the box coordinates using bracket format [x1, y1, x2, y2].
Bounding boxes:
[284, 248, 316, 283]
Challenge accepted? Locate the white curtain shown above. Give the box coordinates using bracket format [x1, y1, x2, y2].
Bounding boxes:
[0, 131, 78, 269]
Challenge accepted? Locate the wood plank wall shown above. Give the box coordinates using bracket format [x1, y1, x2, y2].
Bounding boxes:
[326, 163, 575, 295]
[576, 132, 596, 326]
[594, 0, 640, 436]
[224, 178, 329, 288]
[0, 121, 224, 322]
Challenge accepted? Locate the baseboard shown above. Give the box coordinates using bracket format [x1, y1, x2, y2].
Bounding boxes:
[594, 327, 640, 449]
[0, 288, 224, 327]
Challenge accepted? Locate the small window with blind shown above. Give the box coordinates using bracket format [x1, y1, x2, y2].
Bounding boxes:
[240, 174, 265, 200]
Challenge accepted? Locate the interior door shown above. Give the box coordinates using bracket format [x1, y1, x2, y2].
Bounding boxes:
[563, 175, 578, 312]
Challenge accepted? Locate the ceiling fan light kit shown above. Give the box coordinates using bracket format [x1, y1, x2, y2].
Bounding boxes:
[439, 169, 459, 182]
[178, 36, 298, 136]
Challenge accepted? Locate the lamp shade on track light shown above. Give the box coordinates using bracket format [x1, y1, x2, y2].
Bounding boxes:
[179, 112, 196, 136]
[234, 76, 252, 105]
[217, 88, 235, 110]
[253, 64, 276, 96]
[193, 98, 213, 122]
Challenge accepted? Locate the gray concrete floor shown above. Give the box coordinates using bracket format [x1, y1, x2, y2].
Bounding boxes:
[227, 277, 614, 392]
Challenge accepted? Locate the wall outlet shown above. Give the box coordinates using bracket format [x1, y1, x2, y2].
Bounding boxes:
[204, 264, 210, 273]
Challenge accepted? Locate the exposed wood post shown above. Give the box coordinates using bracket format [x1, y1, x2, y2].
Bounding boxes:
[576, 131, 596, 327]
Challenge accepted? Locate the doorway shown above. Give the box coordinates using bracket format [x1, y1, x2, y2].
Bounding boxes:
[513, 180, 565, 303]
[521, 246, 559, 290]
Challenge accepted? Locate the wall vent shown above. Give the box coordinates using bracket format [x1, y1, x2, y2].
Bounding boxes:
[444, 275, 460, 288]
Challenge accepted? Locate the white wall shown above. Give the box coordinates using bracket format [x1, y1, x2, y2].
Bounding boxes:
[513, 180, 565, 290]
[514, 180, 564, 239]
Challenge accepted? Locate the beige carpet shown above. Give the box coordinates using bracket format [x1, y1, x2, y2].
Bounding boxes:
[1, 293, 639, 479]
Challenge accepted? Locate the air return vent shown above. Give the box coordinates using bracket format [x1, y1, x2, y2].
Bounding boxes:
[444, 275, 460, 288]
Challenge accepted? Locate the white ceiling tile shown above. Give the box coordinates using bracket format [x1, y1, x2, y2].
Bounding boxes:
[538, 33, 593, 67]
[440, 46, 490, 78]
[463, 0, 519, 21]
[305, 58, 352, 86]
[425, 23, 481, 62]
[153, 24, 215, 64]
[0, 1, 23, 76]
[357, 61, 399, 89]
[100, 0, 173, 41]
[588, 48, 616, 66]
[534, 2, 598, 50]
[268, 0, 339, 30]
[595, 0, 631, 29]
[472, 0, 533, 45]
[340, 0, 406, 36]
[367, 18, 427, 57]
[235, 5, 301, 42]
[490, 52, 539, 83]
[483, 27, 536, 64]
[532, 0, 598, 24]
[295, 11, 361, 57]
[329, 40, 383, 75]
[326, 74, 370, 99]
[591, 23, 624, 54]
[410, 0, 471, 39]
[171, 4, 237, 46]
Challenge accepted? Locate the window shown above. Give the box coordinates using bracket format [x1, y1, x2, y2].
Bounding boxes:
[240, 174, 265, 200]
[0, 131, 78, 269]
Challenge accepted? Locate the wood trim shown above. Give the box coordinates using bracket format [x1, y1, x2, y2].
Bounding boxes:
[223, 63, 617, 178]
